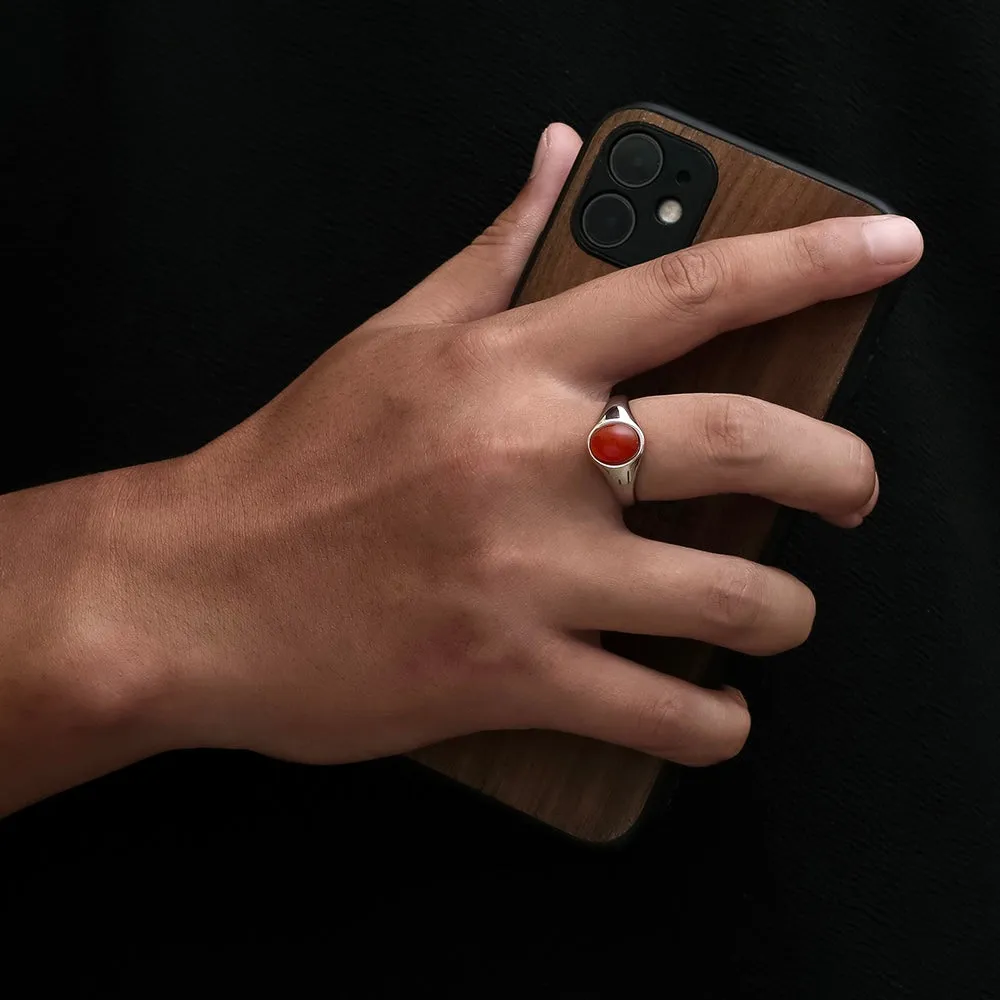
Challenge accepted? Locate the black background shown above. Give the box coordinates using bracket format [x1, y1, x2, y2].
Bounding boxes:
[2, 2, 999, 996]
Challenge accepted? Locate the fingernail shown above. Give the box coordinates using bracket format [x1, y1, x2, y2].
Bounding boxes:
[862, 215, 922, 265]
[529, 126, 551, 180]
[833, 470, 880, 529]
[723, 685, 748, 709]
[836, 512, 864, 529]
[857, 469, 880, 519]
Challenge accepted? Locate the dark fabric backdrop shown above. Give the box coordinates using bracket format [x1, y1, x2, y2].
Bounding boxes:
[2, 1, 999, 996]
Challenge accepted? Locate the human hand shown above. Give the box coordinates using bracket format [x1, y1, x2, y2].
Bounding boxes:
[67, 123, 923, 773]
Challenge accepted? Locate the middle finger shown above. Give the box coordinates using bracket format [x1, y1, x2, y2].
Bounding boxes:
[629, 392, 878, 525]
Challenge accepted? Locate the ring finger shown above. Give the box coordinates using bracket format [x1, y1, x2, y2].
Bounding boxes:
[629, 393, 878, 526]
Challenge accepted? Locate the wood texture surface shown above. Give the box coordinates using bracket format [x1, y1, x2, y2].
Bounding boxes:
[413, 107, 881, 843]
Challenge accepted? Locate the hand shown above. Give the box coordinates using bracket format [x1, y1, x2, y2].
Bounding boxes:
[14, 123, 923, 806]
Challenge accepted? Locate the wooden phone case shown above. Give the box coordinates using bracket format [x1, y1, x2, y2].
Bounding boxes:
[413, 104, 887, 843]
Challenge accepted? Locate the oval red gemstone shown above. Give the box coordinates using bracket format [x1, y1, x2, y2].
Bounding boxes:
[589, 422, 640, 465]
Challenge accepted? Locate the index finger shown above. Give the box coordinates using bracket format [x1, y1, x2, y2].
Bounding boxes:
[511, 215, 922, 385]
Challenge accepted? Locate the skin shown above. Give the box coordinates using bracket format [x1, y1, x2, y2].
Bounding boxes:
[0, 123, 923, 817]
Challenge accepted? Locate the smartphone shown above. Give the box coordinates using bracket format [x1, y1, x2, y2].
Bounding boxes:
[414, 103, 896, 843]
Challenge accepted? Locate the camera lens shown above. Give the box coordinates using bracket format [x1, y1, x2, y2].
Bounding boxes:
[608, 132, 663, 188]
[581, 193, 635, 248]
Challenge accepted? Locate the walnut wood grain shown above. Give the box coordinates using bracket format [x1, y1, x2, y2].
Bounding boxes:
[413, 107, 881, 843]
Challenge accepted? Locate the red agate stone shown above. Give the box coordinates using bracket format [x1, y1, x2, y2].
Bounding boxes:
[589, 422, 640, 465]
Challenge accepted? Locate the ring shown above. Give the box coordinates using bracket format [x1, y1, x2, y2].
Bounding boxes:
[587, 395, 645, 506]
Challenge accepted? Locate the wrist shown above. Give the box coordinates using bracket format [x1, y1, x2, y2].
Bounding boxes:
[57, 462, 203, 758]
[62, 451, 256, 758]
[10, 465, 186, 748]
[0, 466, 181, 812]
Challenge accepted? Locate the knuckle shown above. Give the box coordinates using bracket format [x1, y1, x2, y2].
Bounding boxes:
[471, 207, 523, 252]
[459, 622, 523, 675]
[651, 245, 725, 312]
[701, 395, 769, 468]
[434, 597, 535, 689]
[631, 690, 751, 765]
[466, 536, 533, 601]
[435, 321, 508, 383]
[632, 690, 686, 756]
[788, 225, 835, 277]
[703, 561, 769, 635]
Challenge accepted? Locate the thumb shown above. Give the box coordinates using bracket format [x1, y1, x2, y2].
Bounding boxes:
[375, 122, 583, 328]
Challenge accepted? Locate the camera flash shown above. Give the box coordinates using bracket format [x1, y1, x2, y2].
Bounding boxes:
[656, 198, 683, 225]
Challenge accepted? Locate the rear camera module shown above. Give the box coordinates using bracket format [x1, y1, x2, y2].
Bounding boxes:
[571, 121, 718, 268]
